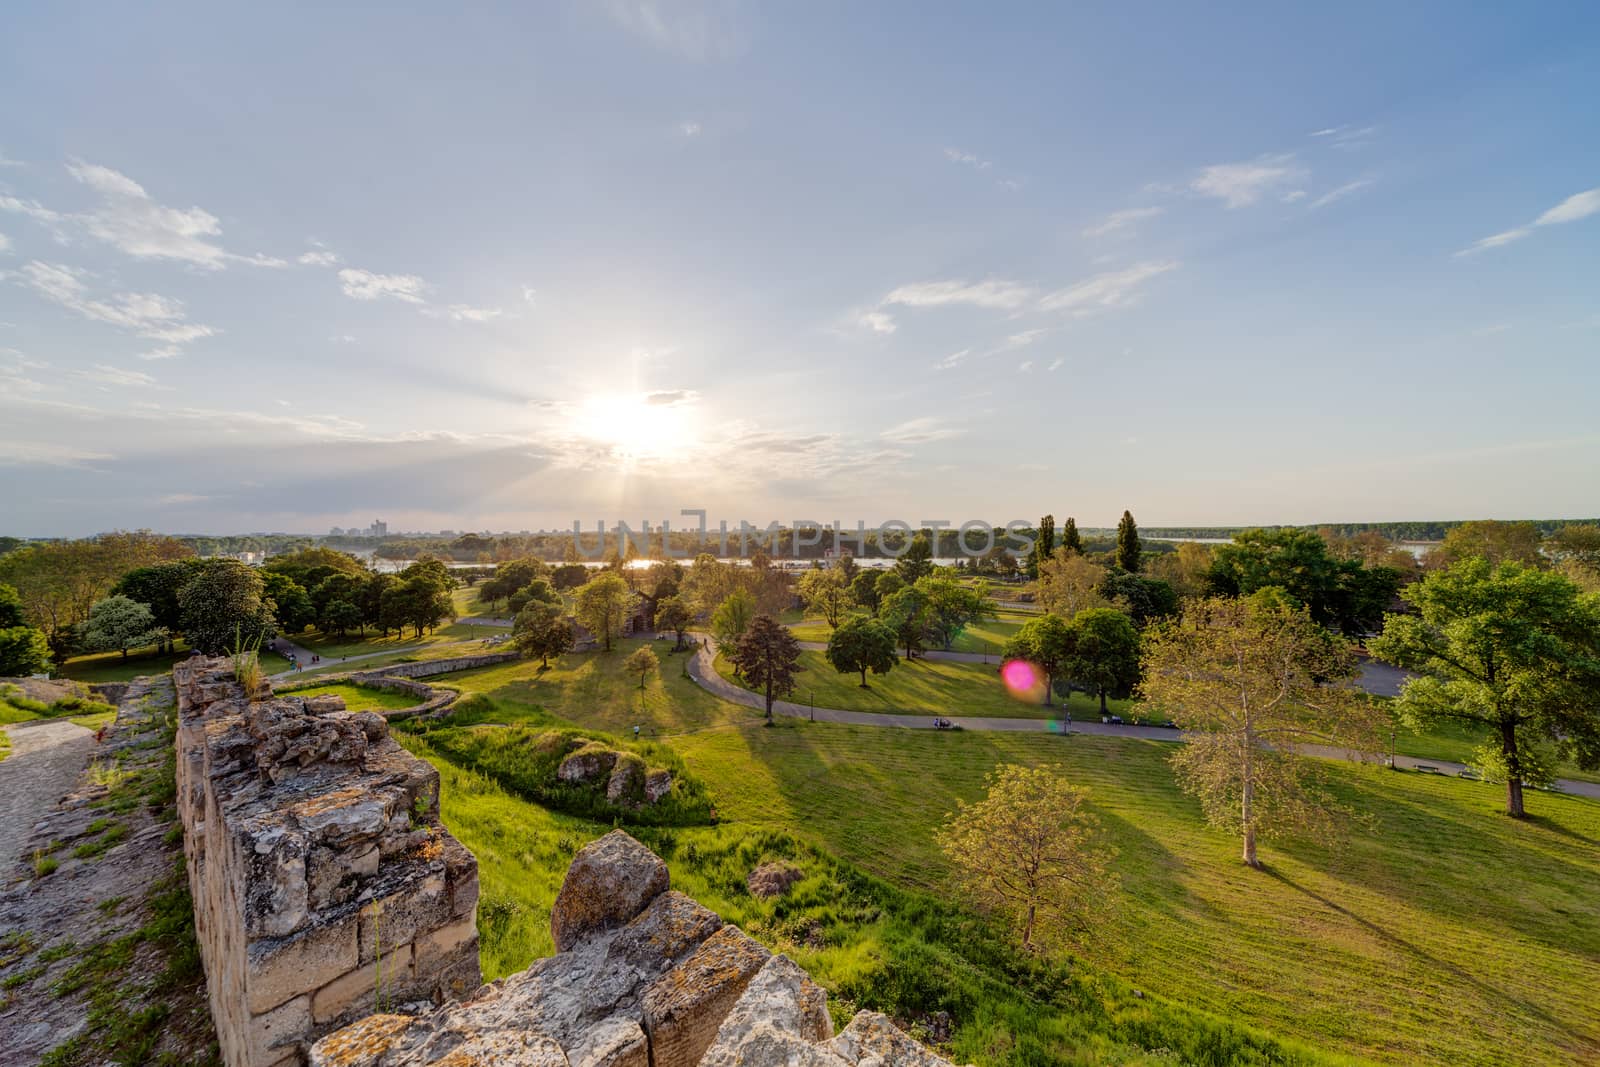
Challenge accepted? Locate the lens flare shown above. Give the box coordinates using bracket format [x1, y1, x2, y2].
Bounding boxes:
[1000, 658, 1047, 704]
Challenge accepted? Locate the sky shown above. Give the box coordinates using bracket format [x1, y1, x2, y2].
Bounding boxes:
[1, 1, 1598, 537]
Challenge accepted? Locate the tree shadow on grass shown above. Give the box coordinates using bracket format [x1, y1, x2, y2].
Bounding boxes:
[1262, 865, 1600, 1057]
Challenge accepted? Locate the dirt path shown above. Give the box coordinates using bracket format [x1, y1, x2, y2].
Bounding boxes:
[0, 720, 94, 875]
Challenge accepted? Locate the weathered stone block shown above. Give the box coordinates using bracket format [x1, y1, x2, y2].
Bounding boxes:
[702, 953, 832, 1059]
[311, 944, 416, 1026]
[641, 924, 772, 1067]
[830, 1011, 960, 1066]
[359, 873, 446, 963]
[550, 830, 669, 951]
[247, 992, 311, 1067]
[558, 744, 618, 784]
[643, 770, 673, 804]
[247, 916, 361, 1014]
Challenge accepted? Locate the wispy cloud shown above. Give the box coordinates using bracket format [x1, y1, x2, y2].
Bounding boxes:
[601, 0, 744, 60]
[0, 233, 11, 254]
[425, 303, 504, 323]
[1017, 360, 1033, 373]
[1038, 260, 1179, 317]
[1457, 186, 1600, 256]
[881, 416, 963, 444]
[934, 348, 970, 371]
[298, 250, 341, 267]
[1191, 154, 1306, 208]
[74, 362, 160, 388]
[65, 161, 284, 269]
[0, 194, 63, 224]
[19, 260, 216, 353]
[882, 279, 1035, 311]
[944, 147, 992, 171]
[1310, 125, 1377, 150]
[679, 120, 703, 137]
[338, 268, 428, 303]
[858, 310, 897, 335]
[1082, 206, 1164, 237]
[1310, 178, 1375, 209]
[1047, 358, 1063, 371]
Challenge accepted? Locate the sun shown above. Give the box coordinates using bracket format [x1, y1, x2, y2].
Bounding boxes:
[572, 392, 696, 462]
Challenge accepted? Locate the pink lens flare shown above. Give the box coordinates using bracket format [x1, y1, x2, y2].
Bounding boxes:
[1000, 659, 1036, 691]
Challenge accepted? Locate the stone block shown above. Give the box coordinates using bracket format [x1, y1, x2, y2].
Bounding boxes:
[702, 953, 832, 1058]
[359, 873, 446, 963]
[641, 924, 772, 1067]
[247, 916, 361, 1014]
[830, 1011, 960, 1066]
[246, 992, 311, 1067]
[550, 830, 669, 951]
[311, 943, 416, 1026]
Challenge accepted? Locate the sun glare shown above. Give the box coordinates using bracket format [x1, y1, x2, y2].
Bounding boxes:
[573, 393, 696, 461]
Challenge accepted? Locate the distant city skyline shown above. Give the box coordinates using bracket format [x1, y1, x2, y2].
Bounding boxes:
[3, 2, 1599, 536]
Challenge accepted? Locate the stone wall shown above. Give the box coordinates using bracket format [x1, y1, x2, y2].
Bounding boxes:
[280, 674, 457, 722]
[310, 832, 961, 1067]
[361, 653, 520, 680]
[174, 657, 482, 1067]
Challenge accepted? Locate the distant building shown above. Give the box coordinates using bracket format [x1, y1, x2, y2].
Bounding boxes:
[329, 526, 345, 536]
[440, 529, 456, 537]
[368, 519, 389, 537]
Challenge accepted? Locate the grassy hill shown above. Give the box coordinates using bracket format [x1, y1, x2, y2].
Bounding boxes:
[398, 641, 1600, 1066]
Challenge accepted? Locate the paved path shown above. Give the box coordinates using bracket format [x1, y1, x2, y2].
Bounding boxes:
[789, 634, 1417, 697]
[0, 719, 95, 873]
[689, 636, 1600, 799]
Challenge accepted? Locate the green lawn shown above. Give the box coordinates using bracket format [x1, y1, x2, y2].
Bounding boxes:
[715, 647, 1131, 722]
[279, 682, 426, 713]
[406, 642, 1600, 1067]
[289, 620, 502, 659]
[790, 614, 1027, 656]
[56, 643, 291, 683]
[1389, 713, 1600, 785]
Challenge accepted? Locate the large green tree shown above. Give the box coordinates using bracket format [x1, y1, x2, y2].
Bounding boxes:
[894, 533, 935, 585]
[262, 572, 316, 634]
[80, 595, 164, 659]
[0, 625, 51, 676]
[512, 600, 574, 668]
[1207, 527, 1399, 636]
[710, 588, 756, 648]
[850, 570, 883, 613]
[1066, 608, 1141, 714]
[1031, 515, 1056, 580]
[574, 572, 636, 652]
[730, 614, 803, 722]
[825, 615, 898, 687]
[654, 595, 693, 651]
[798, 566, 855, 628]
[1003, 613, 1075, 706]
[1115, 510, 1142, 573]
[879, 585, 930, 659]
[178, 561, 276, 655]
[915, 575, 993, 651]
[1139, 597, 1381, 867]
[1369, 559, 1600, 817]
[1060, 517, 1082, 556]
[0, 582, 26, 628]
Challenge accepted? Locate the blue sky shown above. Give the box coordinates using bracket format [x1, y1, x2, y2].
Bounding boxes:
[2, 1, 1597, 536]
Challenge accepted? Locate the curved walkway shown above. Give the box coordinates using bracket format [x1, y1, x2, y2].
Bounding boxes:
[688, 636, 1600, 800]
[0, 719, 95, 874]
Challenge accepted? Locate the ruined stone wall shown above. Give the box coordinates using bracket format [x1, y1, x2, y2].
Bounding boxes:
[360, 653, 520, 679]
[310, 832, 961, 1067]
[280, 674, 457, 722]
[174, 657, 482, 1067]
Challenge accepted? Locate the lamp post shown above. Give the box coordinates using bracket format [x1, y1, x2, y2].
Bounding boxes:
[809, 689, 815, 722]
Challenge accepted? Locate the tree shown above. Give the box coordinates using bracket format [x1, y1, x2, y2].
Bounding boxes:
[936, 765, 1115, 952]
[381, 573, 456, 640]
[1097, 571, 1178, 627]
[625, 645, 660, 689]
[798, 567, 855, 628]
[1207, 528, 1399, 636]
[0, 538, 184, 664]
[894, 533, 935, 584]
[0, 583, 26, 629]
[1145, 541, 1214, 602]
[574, 572, 636, 652]
[178, 561, 275, 656]
[262, 546, 366, 587]
[1368, 559, 1600, 818]
[850, 570, 883, 613]
[915, 575, 993, 650]
[1002, 613, 1075, 706]
[682, 554, 742, 619]
[324, 599, 364, 639]
[1139, 597, 1381, 867]
[1432, 520, 1544, 569]
[710, 588, 756, 648]
[507, 578, 560, 616]
[262, 572, 316, 634]
[481, 557, 552, 608]
[512, 601, 574, 668]
[551, 563, 590, 591]
[0, 625, 51, 676]
[1547, 524, 1600, 589]
[654, 595, 693, 651]
[1031, 515, 1056, 580]
[1036, 550, 1112, 618]
[729, 614, 802, 722]
[825, 615, 897, 687]
[1115, 510, 1142, 573]
[360, 573, 397, 635]
[1065, 608, 1140, 714]
[836, 554, 859, 583]
[879, 586, 930, 659]
[80, 595, 163, 659]
[1060, 517, 1083, 556]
